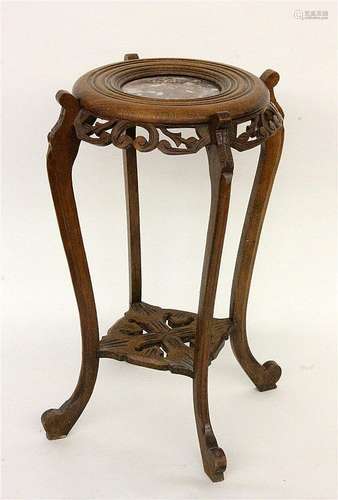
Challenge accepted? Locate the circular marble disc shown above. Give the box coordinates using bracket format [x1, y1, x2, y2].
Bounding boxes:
[122, 75, 221, 100]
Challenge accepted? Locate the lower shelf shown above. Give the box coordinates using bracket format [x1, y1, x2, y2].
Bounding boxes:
[98, 302, 232, 377]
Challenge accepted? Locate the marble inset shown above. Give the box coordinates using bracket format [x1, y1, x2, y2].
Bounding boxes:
[122, 75, 221, 100]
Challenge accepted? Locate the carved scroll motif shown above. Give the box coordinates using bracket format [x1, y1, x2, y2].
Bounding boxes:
[230, 102, 283, 152]
[74, 102, 283, 154]
[74, 110, 210, 155]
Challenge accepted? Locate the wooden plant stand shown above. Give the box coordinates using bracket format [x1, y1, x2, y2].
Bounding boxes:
[42, 54, 284, 482]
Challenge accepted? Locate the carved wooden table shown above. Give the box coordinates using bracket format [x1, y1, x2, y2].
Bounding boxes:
[42, 54, 284, 482]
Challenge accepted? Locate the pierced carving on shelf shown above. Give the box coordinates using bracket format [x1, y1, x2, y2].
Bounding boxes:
[98, 302, 232, 377]
[230, 102, 283, 152]
[74, 110, 211, 155]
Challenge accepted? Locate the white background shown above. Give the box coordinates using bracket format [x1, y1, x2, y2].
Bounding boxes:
[2, 1, 337, 499]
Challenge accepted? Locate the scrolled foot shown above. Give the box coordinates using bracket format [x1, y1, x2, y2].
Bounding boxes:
[255, 360, 282, 392]
[43, 91, 100, 442]
[230, 325, 282, 391]
[202, 445, 227, 482]
[197, 425, 227, 482]
[41, 406, 75, 440]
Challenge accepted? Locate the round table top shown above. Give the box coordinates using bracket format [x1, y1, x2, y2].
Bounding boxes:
[72, 58, 270, 125]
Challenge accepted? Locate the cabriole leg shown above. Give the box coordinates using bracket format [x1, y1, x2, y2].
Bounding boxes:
[41, 91, 99, 439]
[229, 126, 284, 391]
[193, 115, 233, 482]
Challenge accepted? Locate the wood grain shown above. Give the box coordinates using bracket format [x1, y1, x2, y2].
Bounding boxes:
[229, 70, 284, 391]
[72, 58, 270, 124]
[42, 58, 285, 483]
[193, 112, 234, 481]
[41, 91, 99, 439]
[230, 127, 284, 391]
[99, 302, 231, 377]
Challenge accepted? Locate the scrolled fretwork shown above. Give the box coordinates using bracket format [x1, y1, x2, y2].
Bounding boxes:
[74, 102, 283, 155]
[74, 110, 210, 155]
[230, 102, 283, 152]
[157, 126, 210, 155]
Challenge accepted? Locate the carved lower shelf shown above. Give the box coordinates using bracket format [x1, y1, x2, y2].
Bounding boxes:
[98, 302, 232, 377]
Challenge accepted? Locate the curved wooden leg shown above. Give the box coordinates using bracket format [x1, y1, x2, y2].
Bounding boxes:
[193, 116, 232, 482]
[230, 127, 284, 391]
[41, 91, 99, 439]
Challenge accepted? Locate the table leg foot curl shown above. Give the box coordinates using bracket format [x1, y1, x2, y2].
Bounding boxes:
[195, 423, 227, 482]
[193, 113, 233, 481]
[42, 91, 99, 439]
[229, 72, 284, 392]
